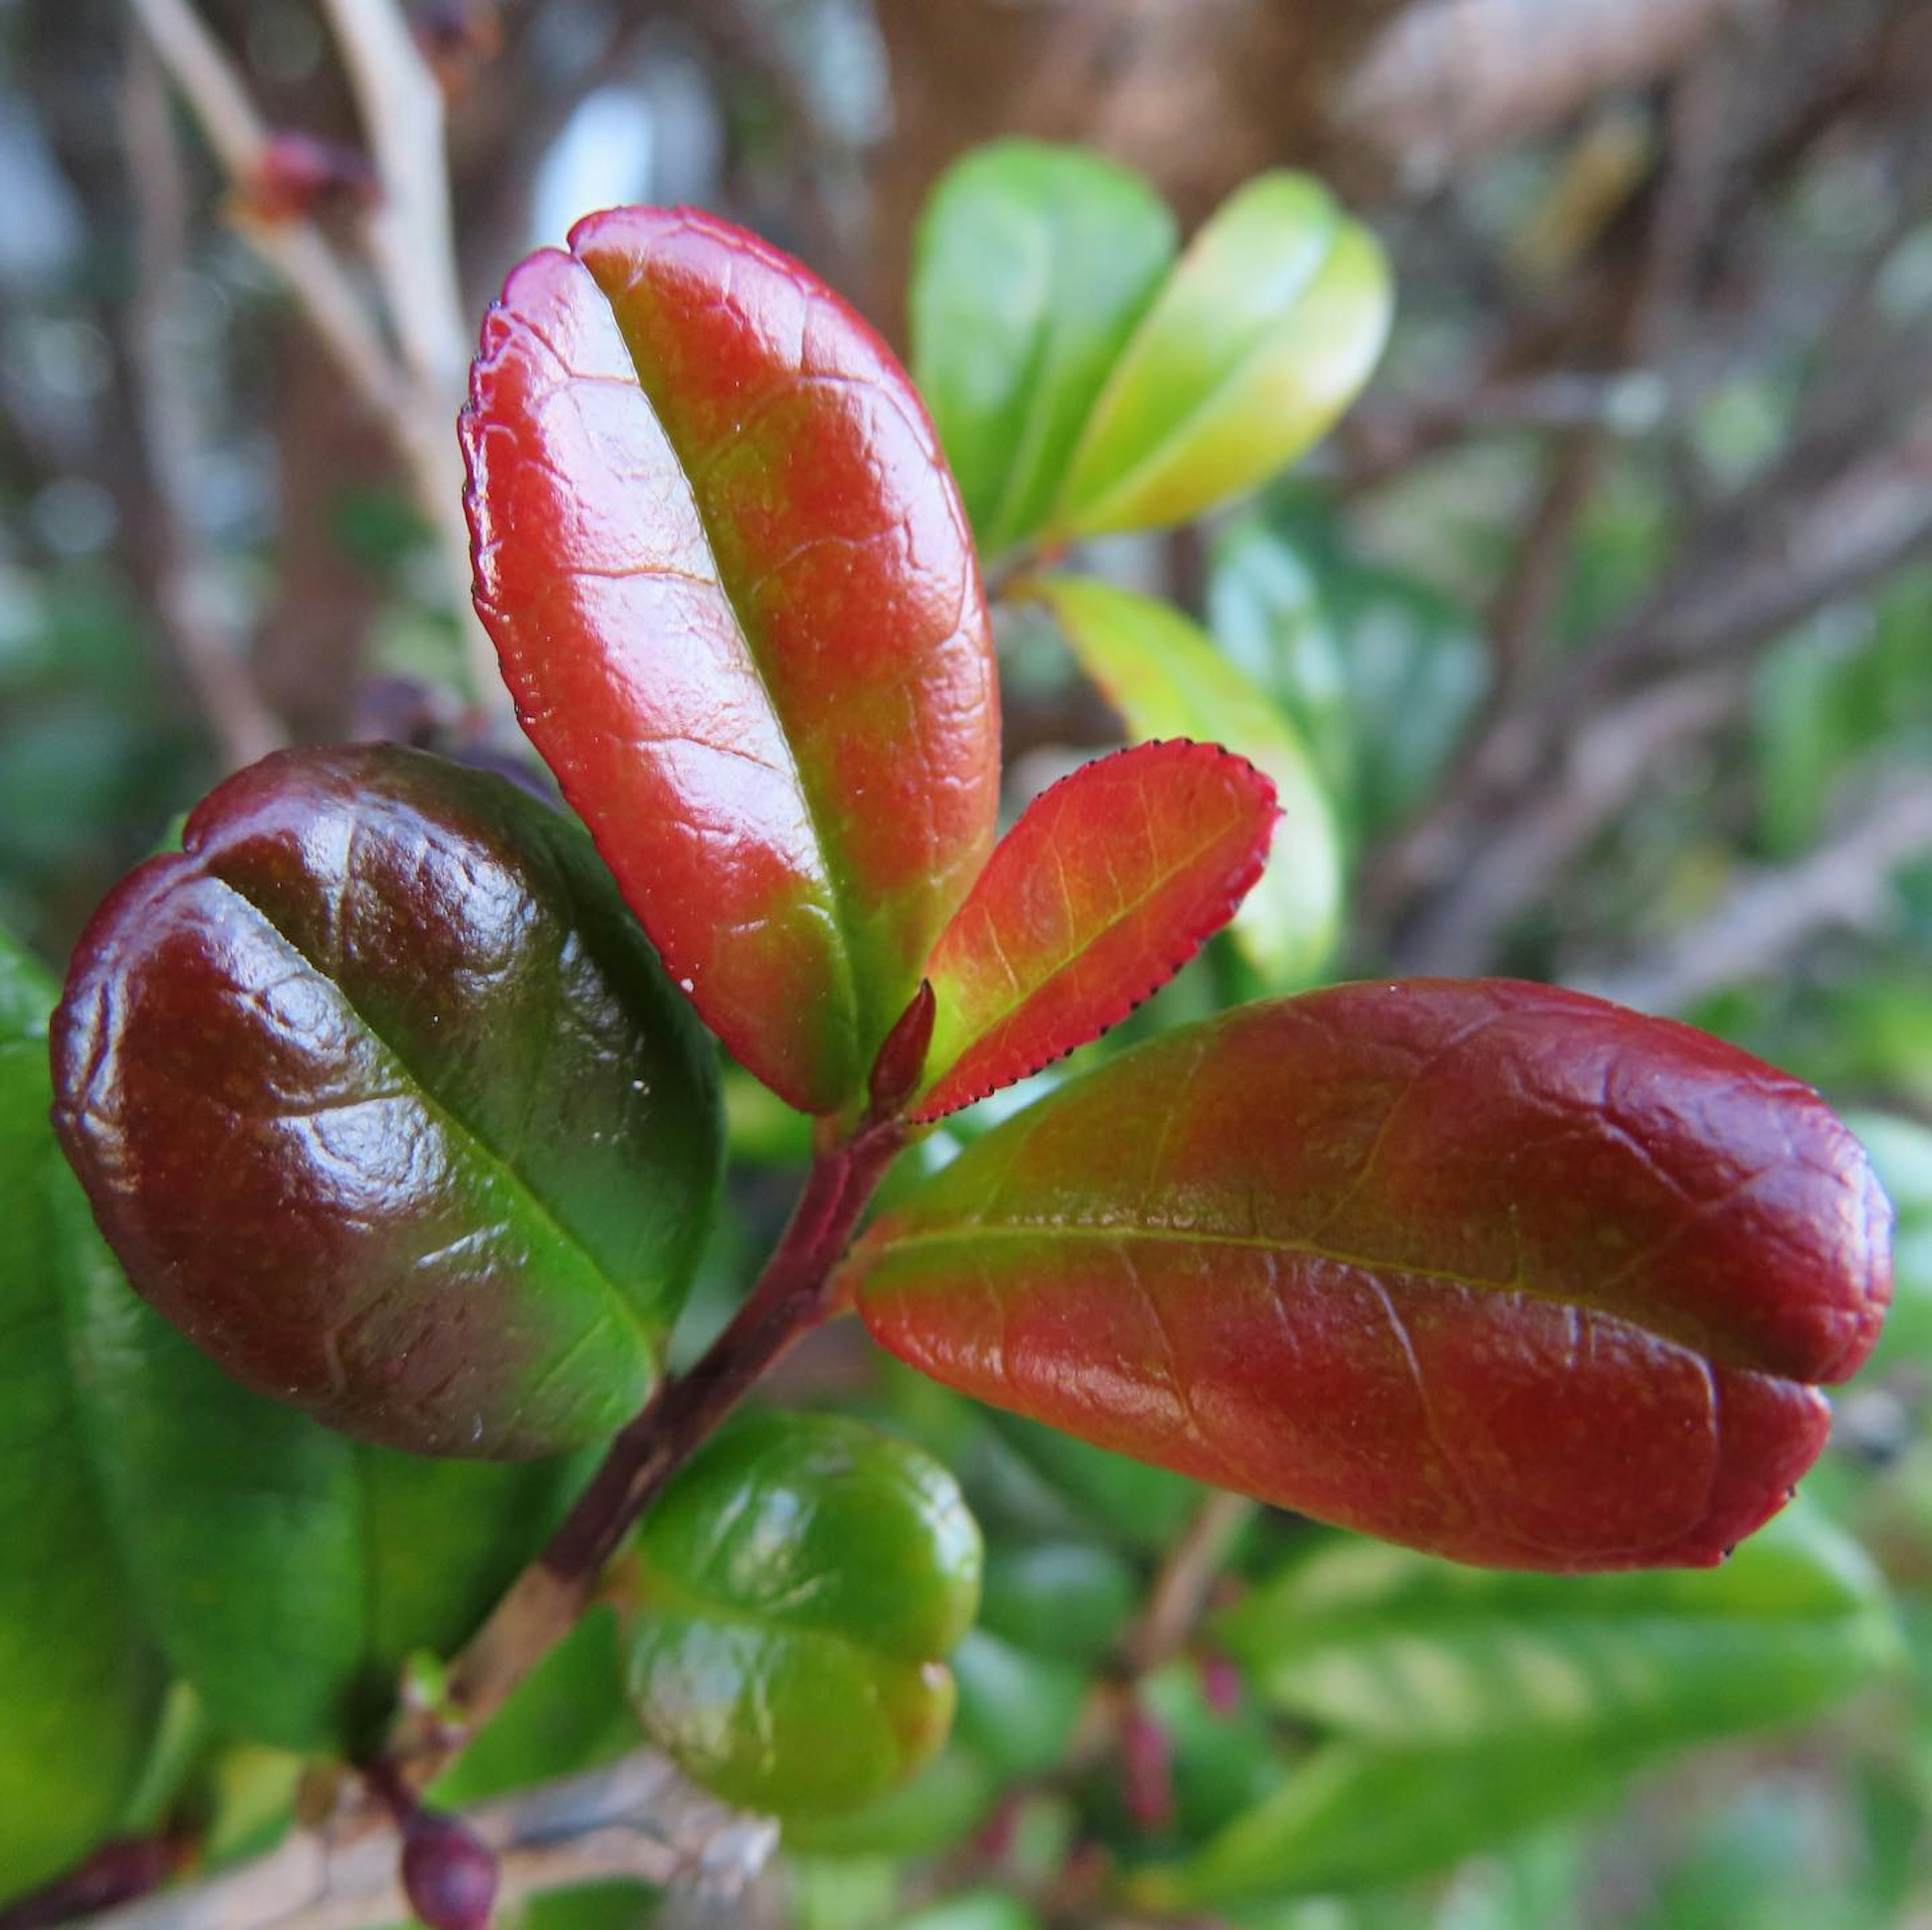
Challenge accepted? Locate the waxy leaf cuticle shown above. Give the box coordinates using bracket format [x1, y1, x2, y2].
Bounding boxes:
[463, 205, 1001, 1115]
[913, 739, 1277, 1121]
[51, 745, 721, 1460]
[848, 979, 1892, 1572]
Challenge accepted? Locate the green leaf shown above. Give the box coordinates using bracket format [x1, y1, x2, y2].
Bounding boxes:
[1843, 1111, 1932, 1375]
[1030, 575, 1341, 985]
[912, 141, 1175, 559]
[65, 1218, 595, 1755]
[978, 1541, 1136, 1666]
[982, 1411, 1202, 1554]
[1049, 173, 1391, 538]
[1210, 501, 1490, 841]
[896, 1894, 1043, 1930]
[949, 1629, 1088, 1781]
[0, 930, 167, 1901]
[1217, 1504, 1898, 1752]
[624, 1411, 983, 1817]
[782, 1747, 998, 1858]
[1129, 1734, 1648, 1910]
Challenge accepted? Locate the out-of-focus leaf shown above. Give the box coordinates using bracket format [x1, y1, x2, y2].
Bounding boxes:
[1031, 576, 1340, 986]
[1844, 1111, 1932, 1375]
[949, 1630, 1088, 1782]
[430, 1608, 635, 1808]
[782, 1746, 998, 1858]
[1129, 1736, 1645, 1911]
[849, 979, 1892, 1571]
[52, 745, 721, 1459]
[1218, 1504, 1898, 1750]
[1210, 502, 1489, 840]
[896, 1893, 1043, 1930]
[978, 1542, 1136, 1666]
[914, 740, 1275, 1119]
[464, 207, 1000, 1115]
[1050, 174, 1391, 538]
[982, 1411, 1202, 1553]
[624, 1411, 982, 1817]
[912, 141, 1174, 559]
[0, 930, 166, 1901]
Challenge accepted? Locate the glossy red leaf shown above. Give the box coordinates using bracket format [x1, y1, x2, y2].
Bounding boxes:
[50, 746, 721, 1458]
[847, 980, 1893, 1572]
[910, 740, 1276, 1121]
[462, 206, 1001, 1115]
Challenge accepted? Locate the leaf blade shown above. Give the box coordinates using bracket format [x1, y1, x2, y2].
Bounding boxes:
[1050, 173, 1392, 538]
[914, 740, 1275, 1119]
[911, 140, 1176, 558]
[52, 745, 720, 1459]
[0, 932, 165, 1899]
[849, 979, 1892, 1571]
[1033, 575, 1341, 985]
[464, 208, 1001, 1113]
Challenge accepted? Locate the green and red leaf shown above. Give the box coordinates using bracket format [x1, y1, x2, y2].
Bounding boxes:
[1032, 575, 1340, 986]
[51, 745, 720, 1459]
[845, 979, 1892, 1572]
[911, 740, 1276, 1120]
[463, 206, 1001, 1115]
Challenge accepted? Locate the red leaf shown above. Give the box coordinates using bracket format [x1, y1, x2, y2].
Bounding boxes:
[911, 740, 1275, 1120]
[848, 980, 1893, 1572]
[462, 207, 1000, 1115]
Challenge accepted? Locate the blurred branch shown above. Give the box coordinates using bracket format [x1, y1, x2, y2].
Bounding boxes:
[1123, 1490, 1255, 1675]
[122, 36, 285, 771]
[1368, 393, 1932, 969]
[126, 0, 505, 720]
[1579, 770, 1932, 1013]
[1345, 0, 1739, 187]
[318, 0, 501, 717]
[69, 1750, 775, 1930]
[127, 0, 405, 424]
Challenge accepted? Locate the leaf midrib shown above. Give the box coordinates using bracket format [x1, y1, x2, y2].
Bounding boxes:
[868, 1218, 1760, 1372]
[205, 865, 658, 1376]
[581, 254, 865, 1079]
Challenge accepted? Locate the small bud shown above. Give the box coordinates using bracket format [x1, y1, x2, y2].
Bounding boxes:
[413, 1, 504, 98]
[235, 133, 379, 227]
[1198, 1649, 1242, 1717]
[868, 979, 936, 1118]
[1121, 1701, 1175, 1834]
[401, 1810, 498, 1930]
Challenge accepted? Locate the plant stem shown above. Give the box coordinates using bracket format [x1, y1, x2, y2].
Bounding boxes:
[388, 1113, 907, 1790]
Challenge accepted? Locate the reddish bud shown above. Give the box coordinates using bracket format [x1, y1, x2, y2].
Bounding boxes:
[236, 133, 378, 227]
[413, 1, 503, 97]
[1198, 1651, 1242, 1718]
[401, 1811, 498, 1930]
[1122, 1702, 1175, 1834]
[869, 979, 937, 1119]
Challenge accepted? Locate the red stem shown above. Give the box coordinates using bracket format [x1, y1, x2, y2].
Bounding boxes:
[390, 1111, 906, 1787]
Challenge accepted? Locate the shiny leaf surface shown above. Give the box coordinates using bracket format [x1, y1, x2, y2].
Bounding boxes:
[624, 1410, 982, 1817]
[912, 141, 1175, 559]
[53, 745, 720, 1458]
[913, 740, 1276, 1120]
[1217, 1503, 1899, 1749]
[0, 931, 164, 1901]
[67, 1245, 589, 1753]
[464, 206, 1001, 1114]
[1049, 173, 1392, 538]
[849, 979, 1892, 1571]
[1033, 575, 1340, 986]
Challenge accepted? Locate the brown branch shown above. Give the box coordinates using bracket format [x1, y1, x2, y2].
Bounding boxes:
[1578, 768, 1932, 1013]
[121, 35, 285, 772]
[127, 0, 505, 718]
[1121, 1490, 1256, 1677]
[69, 1750, 774, 1930]
[317, 0, 503, 718]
